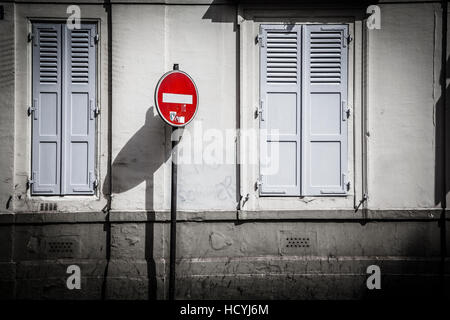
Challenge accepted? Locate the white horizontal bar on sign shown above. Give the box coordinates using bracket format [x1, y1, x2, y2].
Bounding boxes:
[162, 93, 193, 104]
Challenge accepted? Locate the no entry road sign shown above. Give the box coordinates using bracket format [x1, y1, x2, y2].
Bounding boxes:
[155, 70, 199, 127]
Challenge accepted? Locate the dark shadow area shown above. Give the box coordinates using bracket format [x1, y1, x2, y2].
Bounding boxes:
[435, 57, 449, 207]
[101, 0, 112, 301]
[201, 0, 374, 26]
[435, 50, 449, 298]
[202, 0, 374, 22]
[103, 108, 170, 299]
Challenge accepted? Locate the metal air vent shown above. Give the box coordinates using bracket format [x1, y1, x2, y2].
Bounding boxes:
[279, 230, 317, 255]
[40, 203, 58, 211]
[43, 236, 80, 258]
[285, 237, 310, 248]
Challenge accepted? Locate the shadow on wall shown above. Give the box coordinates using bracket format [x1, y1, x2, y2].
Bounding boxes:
[201, 0, 374, 23]
[103, 107, 170, 299]
[435, 57, 449, 207]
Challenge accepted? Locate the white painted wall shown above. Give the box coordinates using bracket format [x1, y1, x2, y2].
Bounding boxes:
[0, 3, 15, 214]
[0, 1, 446, 214]
[110, 4, 237, 212]
[367, 3, 442, 209]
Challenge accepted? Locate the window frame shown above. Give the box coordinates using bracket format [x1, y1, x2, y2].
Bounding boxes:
[12, 4, 108, 213]
[30, 21, 98, 196]
[238, 9, 362, 213]
[258, 23, 350, 197]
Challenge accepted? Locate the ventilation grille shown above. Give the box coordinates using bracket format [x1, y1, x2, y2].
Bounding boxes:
[48, 241, 74, 255]
[310, 31, 342, 84]
[266, 31, 298, 84]
[71, 29, 90, 84]
[279, 231, 317, 255]
[39, 29, 58, 84]
[43, 236, 80, 258]
[40, 203, 58, 212]
[285, 237, 310, 248]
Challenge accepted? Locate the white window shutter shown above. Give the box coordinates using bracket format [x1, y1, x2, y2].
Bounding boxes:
[302, 24, 349, 195]
[259, 25, 302, 196]
[31, 24, 63, 195]
[61, 24, 96, 195]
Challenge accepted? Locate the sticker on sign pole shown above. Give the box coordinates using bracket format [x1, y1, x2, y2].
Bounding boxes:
[154, 70, 199, 127]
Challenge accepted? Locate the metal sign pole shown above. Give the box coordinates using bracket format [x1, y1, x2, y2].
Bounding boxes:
[168, 63, 179, 301]
[155, 63, 196, 300]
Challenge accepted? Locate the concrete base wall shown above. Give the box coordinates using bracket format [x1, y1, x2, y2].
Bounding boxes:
[0, 212, 448, 299]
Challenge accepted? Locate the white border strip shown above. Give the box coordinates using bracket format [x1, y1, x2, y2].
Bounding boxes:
[162, 93, 193, 104]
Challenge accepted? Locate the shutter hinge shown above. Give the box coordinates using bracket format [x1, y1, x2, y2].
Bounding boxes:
[27, 176, 34, 189]
[90, 100, 100, 118]
[255, 178, 262, 191]
[342, 101, 350, 121]
[347, 35, 353, 45]
[256, 100, 264, 120]
[94, 34, 99, 44]
[94, 103, 100, 117]
[90, 172, 99, 190]
[343, 173, 351, 191]
[256, 34, 265, 47]
[343, 35, 352, 48]
[27, 105, 35, 116]
[28, 33, 34, 43]
[28, 99, 38, 119]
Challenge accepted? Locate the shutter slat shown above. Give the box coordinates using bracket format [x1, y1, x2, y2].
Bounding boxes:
[309, 31, 342, 84]
[266, 29, 298, 85]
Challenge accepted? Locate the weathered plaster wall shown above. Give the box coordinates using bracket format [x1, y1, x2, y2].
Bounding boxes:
[110, 4, 237, 212]
[0, 3, 14, 215]
[2, 1, 446, 216]
[166, 5, 237, 211]
[367, 3, 442, 209]
[0, 2, 15, 299]
[110, 4, 168, 212]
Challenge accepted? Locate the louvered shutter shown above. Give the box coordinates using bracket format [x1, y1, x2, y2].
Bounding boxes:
[31, 24, 62, 195]
[259, 25, 301, 196]
[302, 24, 348, 195]
[62, 24, 96, 194]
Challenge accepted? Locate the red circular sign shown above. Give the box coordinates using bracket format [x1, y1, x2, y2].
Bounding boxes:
[155, 70, 199, 127]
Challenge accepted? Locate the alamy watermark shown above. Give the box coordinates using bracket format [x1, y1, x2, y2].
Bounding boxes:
[366, 265, 381, 290]
[66, 265, 81, 290]
[66, 5, 81, 30]
[366, 5, 381, 30]
[170, 124, 280, 175]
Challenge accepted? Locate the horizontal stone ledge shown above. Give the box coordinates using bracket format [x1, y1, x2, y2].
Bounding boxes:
[175, 256, 450, 276]
[175, 274, 448, 300]
[0, 208, 448, 224]
[5, 256, 448, 280]
[12, 258, 166, 279]
[0, 211, 107, 224]
[238, 209, 446, 220]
